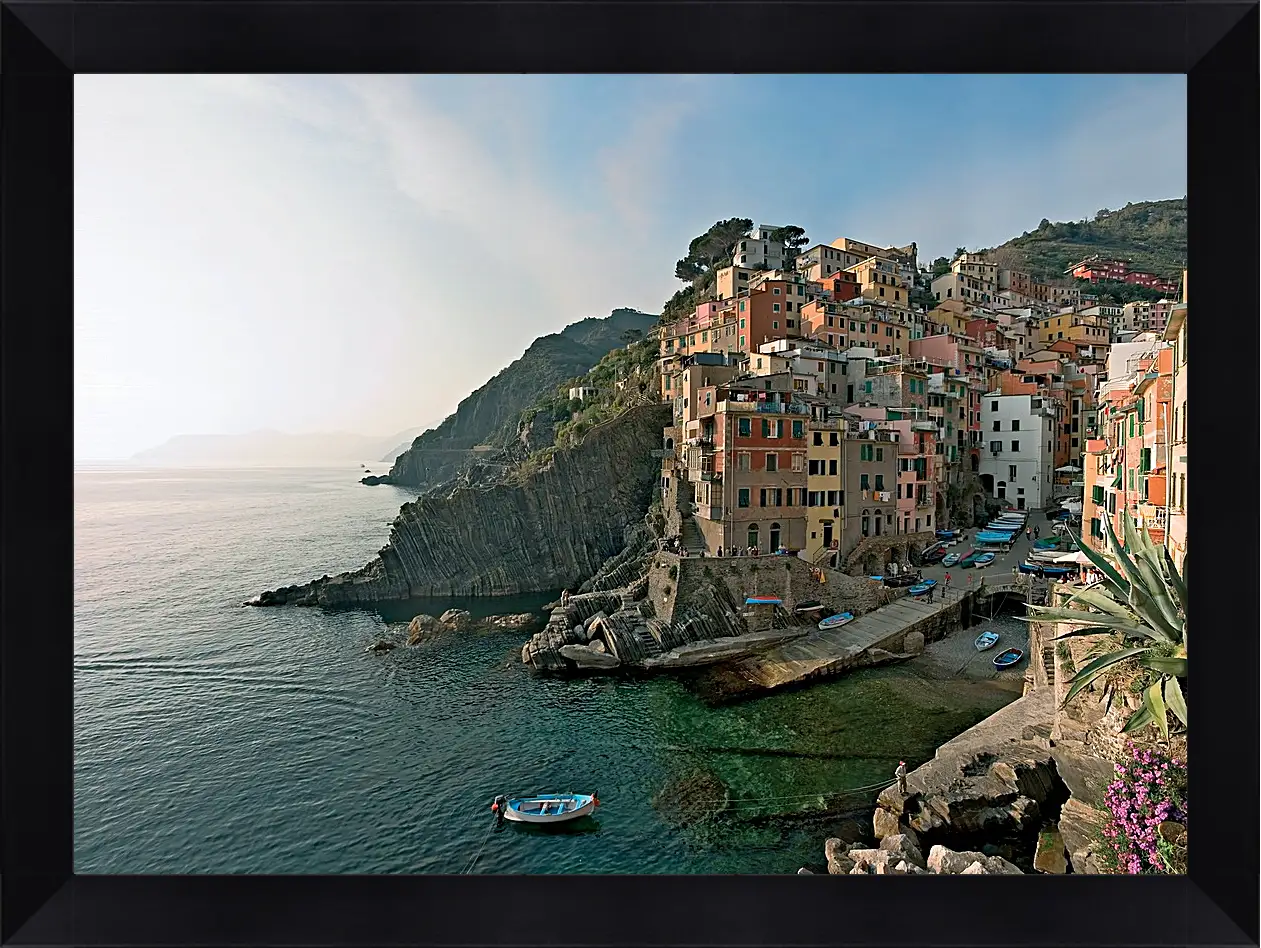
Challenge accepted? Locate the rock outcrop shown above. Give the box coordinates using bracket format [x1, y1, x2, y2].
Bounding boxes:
[255, 403, 670, 606]
[870, 689, 1063, 858]
[385, 308, 657, 491]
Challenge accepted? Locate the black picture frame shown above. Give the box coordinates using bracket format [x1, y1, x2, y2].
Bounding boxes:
[2, 2, 1256, 945]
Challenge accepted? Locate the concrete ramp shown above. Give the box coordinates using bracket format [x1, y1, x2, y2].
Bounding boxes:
[731, 594, 959, 690]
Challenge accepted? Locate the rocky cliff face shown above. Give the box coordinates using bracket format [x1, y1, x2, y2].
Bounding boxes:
[385, 308, 657, 490]
[255, 403, 671, 606]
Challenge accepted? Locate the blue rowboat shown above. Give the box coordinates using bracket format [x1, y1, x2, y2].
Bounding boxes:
[498, 793, 598, 824]
[818, 612, 854, 630]
[974, 552, 996, 566]
[975, 531, 1016, 544]
[993, 648, 1024, 669]
[974, 631, 1000, 651]
[908, 579, 937, 596]
[745, 597, 783, 605]
[941, 552, 961, 567]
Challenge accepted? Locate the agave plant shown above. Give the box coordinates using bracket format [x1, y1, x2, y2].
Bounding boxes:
[1024, 513, 1186, 740]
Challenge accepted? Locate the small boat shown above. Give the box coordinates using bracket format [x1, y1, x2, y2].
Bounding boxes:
[794, 599, 824, 614]
[973, 552, 996, 566]
[941, 552, 961, 568]
[867, 575, 884, 582]
[974, 631, 1000, 651]
[908, 579, 937, 596]
[975, 531, 1016, 544]
[818, 612, 854, 630]
[993, 648, 1024, 669]
[884, 573, 922, 588]
[1039, 565, 1074, 577]
[745, 597, 783, 606]
[959, 550, 983, 568]
[498, 793, 598, 824]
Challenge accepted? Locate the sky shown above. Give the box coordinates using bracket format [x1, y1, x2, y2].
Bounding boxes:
[74, 74, 1186, 460]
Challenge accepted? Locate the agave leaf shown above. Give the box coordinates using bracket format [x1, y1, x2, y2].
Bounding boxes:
[1066, 587, 1138, 622]
[1122, 703, 1154, 734]
[1064, 647, 1151, 704]
[1144, 679, 1169, 741]
[1129, 554, 1183, 643]
[1066, 526, 1130, 598]
[1162, 547, 1188, 615]
[1044, 617, 1168, 643]
[1164, 676, 1188, 729]
[1142, 656, 1188, 678]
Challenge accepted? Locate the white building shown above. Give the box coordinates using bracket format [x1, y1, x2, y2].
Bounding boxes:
[979, 393, 1056, 510]
[569, 385, 598, 402]
[732, 225, 788, 271]
[756, 339, 862, 402]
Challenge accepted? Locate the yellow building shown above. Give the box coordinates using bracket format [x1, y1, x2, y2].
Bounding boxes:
[847, 255, 912, 306]
[804, 420, 845, 563]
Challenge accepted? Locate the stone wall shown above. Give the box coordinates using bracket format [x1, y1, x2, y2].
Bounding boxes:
[841, 532, 937, 573]
[656, 554, 899, 626]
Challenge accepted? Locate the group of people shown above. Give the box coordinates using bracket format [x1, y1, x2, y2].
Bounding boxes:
[1024, 525, 1042, 541]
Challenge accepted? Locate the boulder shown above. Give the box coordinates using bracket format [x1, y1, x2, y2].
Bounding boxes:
[878, 833, 926, 869]
[927, 844, 1022, 875]
[824, 838, 855, 875]
[439, 608, 473, 631]
[558, 644, 621, 670]
[1034, 827, 1068, 874]
[846, 848, 898, 874]
[872, 804, 903, 840]
[894, 860, 928, 875]
[365, 639, 396, 653]
[797, 867, 813, 875]
[960, 861, 988, 874]
[1050, 744, 1117, 809]
[1057, 796, 1110, 874]
[902, 630, 925, 654]
[406, 614, 440, 644]
[1157, 821, 1187, 847]
[589, 638, 607, 653]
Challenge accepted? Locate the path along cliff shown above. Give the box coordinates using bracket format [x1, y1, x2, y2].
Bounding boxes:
[254, 403, 671, 605]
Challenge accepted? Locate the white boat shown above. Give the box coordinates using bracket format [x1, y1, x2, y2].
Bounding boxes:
[818, 612, 854, 630]
[974, 631, 1000, 651]
[496, 793, 598, 824]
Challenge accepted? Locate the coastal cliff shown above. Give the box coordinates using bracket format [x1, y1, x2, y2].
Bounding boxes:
[256, 403, 671, 605]
[383, 308, 657, 491]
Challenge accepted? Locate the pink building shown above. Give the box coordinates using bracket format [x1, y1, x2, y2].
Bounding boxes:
[886, 417, 938, 534]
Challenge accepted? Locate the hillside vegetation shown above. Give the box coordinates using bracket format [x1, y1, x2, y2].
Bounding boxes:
[980, 198, 1186, 285]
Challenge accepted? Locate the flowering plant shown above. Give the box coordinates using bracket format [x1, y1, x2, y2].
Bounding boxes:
[1102, 741, 1187, 874]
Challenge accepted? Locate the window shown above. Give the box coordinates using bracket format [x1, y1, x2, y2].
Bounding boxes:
[738, 452, 751, 471]
[792, 420, 803, 439]
[1011, 419, 1020, 431]
[860, 474, 870, 490]
[829, 432, 839, 446]
[813, 432, 823, 446]
[773, 305, 780, 314]
[874, 474, 885, 491]
[759, 489, 768, 507]
[791, 453, 804, 472]
[826, 490, 838, 506]
[738, 489, 750, 507]
[876, 448, 884, 461]
[739, 336, 746, 348]
[765, 453, 778, 473]
[1011, 440, 1020, 452]
[739, 316, 746, 328]
[860, 444, 873, 461]
[992, 420, 1001, 431]
[989, 441, 1001, 452]
[991, 401, 999, 412]
[762, 419, 771, 438]
[772, 320, 779, 329]
[773, 287, 780, 295]
[829, 459, 838, 476]
[738, 417, 751, 437]
[1009, 465, 1017, 480]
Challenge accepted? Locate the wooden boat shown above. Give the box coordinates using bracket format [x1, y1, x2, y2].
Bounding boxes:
[818, 612, 854, 630]
[941, 552, 961, 568]
[974, 631, 1000, 651]
[794, 599, 824, 614]
[883, 573, 922, 588]
[959, 550, 984, 568]
[973, 552, 996, 566]
[993, 648, 1024, 669]
[908, 579, 937, 596]
[498, 793, 598, 824]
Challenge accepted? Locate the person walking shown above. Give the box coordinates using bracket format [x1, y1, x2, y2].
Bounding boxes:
[1033, 525, 1040, 540]
[895, 760, 908, 795]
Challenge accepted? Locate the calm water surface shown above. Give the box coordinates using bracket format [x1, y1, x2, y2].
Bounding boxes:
[75, 466, 1021, 874]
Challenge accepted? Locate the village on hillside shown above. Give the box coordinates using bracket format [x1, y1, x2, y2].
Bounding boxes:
[650, 226, 1187, 577]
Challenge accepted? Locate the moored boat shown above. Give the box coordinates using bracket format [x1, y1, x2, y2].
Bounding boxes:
[941, 552, 961, 568]
[794, 599, 824, 614]
[818, 612, 854, 630]
[974, 631, 1000, 651]
[973, 552, 996, 566]
[496, 793, 598, 824]
[993, 648, 1024, 669]
[908, 579, 937, 596]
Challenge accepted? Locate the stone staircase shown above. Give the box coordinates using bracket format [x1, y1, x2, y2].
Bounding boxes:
[680, 516, 707, 554]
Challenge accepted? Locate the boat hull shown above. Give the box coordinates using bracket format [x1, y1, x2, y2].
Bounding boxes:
[975, 632, 999, 651]
[993, 649, 1024, 669]
[503, 794, 596, 824]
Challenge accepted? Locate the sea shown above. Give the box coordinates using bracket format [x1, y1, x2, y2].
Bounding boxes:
[74, 465, 1024, 875]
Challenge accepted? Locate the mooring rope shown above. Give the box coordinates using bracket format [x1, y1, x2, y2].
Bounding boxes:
[462, 820, 497, 874]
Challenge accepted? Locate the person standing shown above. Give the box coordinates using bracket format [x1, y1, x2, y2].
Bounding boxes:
[895, 760, 908, 794]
